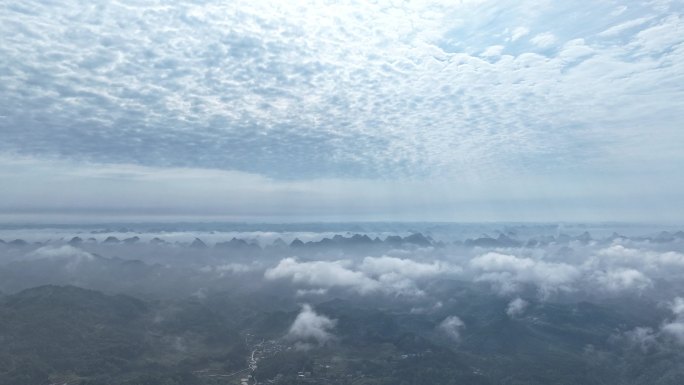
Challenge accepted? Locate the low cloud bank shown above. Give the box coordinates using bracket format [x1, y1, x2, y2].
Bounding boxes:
[266, 258, 381, 294]
[28, 245, 94, 261]
[261, 239, 684, 301]
[265, 256, 460, 296]
[469, 252, 580, 296]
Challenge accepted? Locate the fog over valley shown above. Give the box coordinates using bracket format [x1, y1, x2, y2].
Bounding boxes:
[2, 223, 684, 384]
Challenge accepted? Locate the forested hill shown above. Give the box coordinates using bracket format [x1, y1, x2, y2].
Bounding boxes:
[0, 285, 247, 385]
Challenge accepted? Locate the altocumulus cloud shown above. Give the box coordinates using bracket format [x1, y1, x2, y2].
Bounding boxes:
[0, 0, 682, 193]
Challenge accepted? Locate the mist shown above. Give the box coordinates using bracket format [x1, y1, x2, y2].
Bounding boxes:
[2, 222, 684, 383]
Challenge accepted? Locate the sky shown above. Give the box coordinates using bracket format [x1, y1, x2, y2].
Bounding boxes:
[0, 0, 683, 222]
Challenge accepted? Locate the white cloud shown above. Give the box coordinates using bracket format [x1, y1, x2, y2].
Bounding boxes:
[0, 1, 683, 221]
[592, 268, 652, 293]
[29, 245, 94, 261]
[438, 315, 465, 342]
[661, 297, 684, 344]
[286, 304, 336, 349]
[627, 297, 684, 347]
[265, 258, 380, 294]
[530, 32, 557, 47]
[558, 39, 594, 61]
[598, 17, 654, 37]
[359, 256, 461, 280]
[265, 256, 461, 296]
[510, 26, 530, 41]
[593, 245, 684, 271]
[469, 252, 580, 295]
[481, 45, 504, 58]
[670, 297, 684, 316]
[0, 1, 680, 182]
[624, 326, 658, 352]
[410, 301, 443, 314]
[26, 245, 96, 272]
[661, 321, 684, 344]
[506, 297, 529, 317]
[611, 5, 628, 16]
[629, 14, 683, 53]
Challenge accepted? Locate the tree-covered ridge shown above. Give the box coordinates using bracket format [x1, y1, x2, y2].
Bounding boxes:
[0, 285, 246, 385]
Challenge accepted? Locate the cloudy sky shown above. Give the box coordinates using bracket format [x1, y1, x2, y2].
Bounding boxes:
[1, 0, 683, 222]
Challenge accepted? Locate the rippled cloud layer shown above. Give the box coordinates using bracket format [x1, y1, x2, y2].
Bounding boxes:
[1, 0, 683, 220]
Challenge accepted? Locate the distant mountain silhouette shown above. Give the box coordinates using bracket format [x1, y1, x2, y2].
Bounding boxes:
[7, 239, 28, 247]
[290, 238, 305, 247]
[190, 237, 208, 248]
[465, 234, 520, 248]
[123, 236, 140, 244]
[103, 236, 121, 244]
[215, 237, 261, 251]
[150, 237, 168, 245]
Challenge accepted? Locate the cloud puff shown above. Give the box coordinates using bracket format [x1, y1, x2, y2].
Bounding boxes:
[661, 297, 684, 345]
[625, 297, 684, 348]
[265, 256, 460, 296]
[530, 32, 557, 47]
[286, 304, 336, 349]
[480, 45, 504, 58]
[661, 322, 684, 344]
[469, 252, 580, 295]
[506, 297, 529, 317]
[591, 245, 684, 273]
[591, 268, 652, 293]
[438, 315, 465, 342]
[265, 258, 380, 294]
[670, 297, 684, 316]
[359, 256, 461, 280]
[623, 326, 659, 352]
[510, 26, 530, 42]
